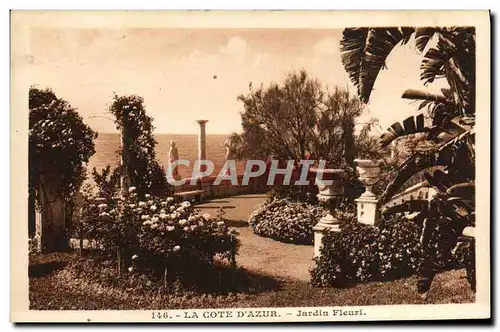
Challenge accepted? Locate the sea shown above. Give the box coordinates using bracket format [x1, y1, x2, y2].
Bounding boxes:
[86, 133, 246, 179]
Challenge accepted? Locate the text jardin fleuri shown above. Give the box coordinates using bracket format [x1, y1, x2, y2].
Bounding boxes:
[151, 308, 366, 320]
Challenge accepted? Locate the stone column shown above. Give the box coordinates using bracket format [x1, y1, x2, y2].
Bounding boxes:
[196, 120, 209, 174]
[354, 159, 382, 226]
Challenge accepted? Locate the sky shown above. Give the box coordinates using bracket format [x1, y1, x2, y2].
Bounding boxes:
[29, 28, 447, 135]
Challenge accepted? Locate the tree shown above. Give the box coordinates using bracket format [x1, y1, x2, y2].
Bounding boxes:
[108, 94, 169, 199]
[238, 70, 380, 167]
[29, 87, 97, 251]
[340, 27, 476, 294]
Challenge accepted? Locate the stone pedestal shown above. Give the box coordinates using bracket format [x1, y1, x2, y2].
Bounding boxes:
[355, 194, 379, 226]
[309, 167, 345, 258]
[313, 219, 341, 258]
[354, 159, 383, 227]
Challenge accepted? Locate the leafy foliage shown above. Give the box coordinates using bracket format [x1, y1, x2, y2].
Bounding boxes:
[29, 87, 97, 206]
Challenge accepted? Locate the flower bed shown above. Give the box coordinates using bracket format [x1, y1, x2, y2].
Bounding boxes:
[248, 198, 326, 245]
[74, 187, 239, 287]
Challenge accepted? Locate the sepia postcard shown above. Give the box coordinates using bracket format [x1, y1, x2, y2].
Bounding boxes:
[10, 10, 490, 323]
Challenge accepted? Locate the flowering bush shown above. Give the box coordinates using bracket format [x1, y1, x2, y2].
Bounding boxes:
[248, 198, 326, 244]
[79, 187, 239, 286]
[310, 215, 424, 287]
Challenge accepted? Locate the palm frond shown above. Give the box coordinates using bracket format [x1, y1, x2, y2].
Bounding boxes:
[340, 28, 369, 94]
[378, 114, 428, 147]
[379, 151, 439, 205]
[414, 27, 439, 52]
[340, 27, 415, 103]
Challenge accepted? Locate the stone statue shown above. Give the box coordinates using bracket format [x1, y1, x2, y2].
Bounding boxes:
[223, 136, 240, 175]
[168, 140, 179, 177]
[223, 137, 234, 161]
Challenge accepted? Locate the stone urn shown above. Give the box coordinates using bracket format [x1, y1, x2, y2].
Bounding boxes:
[354, 159, 383, 199]
[309, 167, 345, 257]
[354, 159, 383, 226]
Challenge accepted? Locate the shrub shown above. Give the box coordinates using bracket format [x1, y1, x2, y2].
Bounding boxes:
[310, 214, 425, 287]
[377, 215, 424, 280]
[248, 198, 326, 244]
[310, 222, 380, 286]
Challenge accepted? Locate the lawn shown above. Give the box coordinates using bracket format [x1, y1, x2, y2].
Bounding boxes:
[29, 252, 474, 310]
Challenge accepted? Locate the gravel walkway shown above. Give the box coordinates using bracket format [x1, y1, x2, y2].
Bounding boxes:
[196, 194, 314, 282]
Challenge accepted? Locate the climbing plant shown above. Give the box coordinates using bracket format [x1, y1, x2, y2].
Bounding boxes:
[108, 94, 169, 199]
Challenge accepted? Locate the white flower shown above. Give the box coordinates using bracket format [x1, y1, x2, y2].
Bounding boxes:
[128, 186, 136, 193]
[150, 205, 157, 212]
[173, 245, 180, 252]
[98, 203, 107, 209]
[159, 213, 167, 220]
[160, 201, 169, 207]
[142, 220, 152, 226]
[145, 194, 151, 198]
[151, 217, 159, 223]
[182, 201, 191, 208]
[179, 219, 188, 227]
[167, 197, 174, 202]
[151, 224, 158, 229]
[141, 215, 150, 220]
[203, 213, 211, 220]
[138, 201, 146, 208]
[132, 254, 138, 260]
[128, 204, 136, 208]
[169, 213, 177, 219]
[217, 221, 225, 226]
[128, 266, 134, 272]
[166, 226, 175, 232]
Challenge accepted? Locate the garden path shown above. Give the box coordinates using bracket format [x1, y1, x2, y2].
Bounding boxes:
[196, 194, 314, 282]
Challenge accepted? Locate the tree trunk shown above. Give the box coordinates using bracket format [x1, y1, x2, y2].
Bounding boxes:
[38, 173, 68, 253]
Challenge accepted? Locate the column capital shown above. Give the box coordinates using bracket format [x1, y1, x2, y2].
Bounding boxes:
[196, 120, 209, 125]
